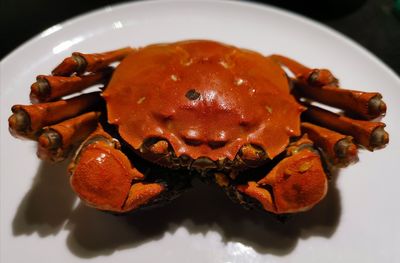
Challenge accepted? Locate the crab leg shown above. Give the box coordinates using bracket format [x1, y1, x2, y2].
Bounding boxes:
[301, 122, 357, 166]
[271, 55, 387, 119]
[303, 104, 389, 150]
[52, 47, 135, 76]
[235, 136, 328, 214]
[37, 111, 100, 162]
[9, 92, 101, 139]
[295, 82, 386, 120]
[270, 54, 338, 86]
[30, 68, 113, 103]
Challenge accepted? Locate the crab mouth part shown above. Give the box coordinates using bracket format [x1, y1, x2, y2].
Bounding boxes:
[135, 137, 270, 172]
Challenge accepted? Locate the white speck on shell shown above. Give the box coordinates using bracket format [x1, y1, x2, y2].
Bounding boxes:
[95, 153, 107, 164]
[286, 127, 295, 135]
[234, 78, 244, 86]
[137, 97, 146, 104]
[170, 74, 178, 81]
[219, 60, 229, 69]
[181, 58, 193, 66]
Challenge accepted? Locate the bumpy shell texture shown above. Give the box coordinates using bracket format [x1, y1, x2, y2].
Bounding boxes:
[104, 40, 304, 161]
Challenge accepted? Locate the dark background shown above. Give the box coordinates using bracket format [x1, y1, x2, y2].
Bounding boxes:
[1, 0, 400, 75]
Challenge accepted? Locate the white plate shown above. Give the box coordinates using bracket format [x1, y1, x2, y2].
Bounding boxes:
[1, 0, 399, 262]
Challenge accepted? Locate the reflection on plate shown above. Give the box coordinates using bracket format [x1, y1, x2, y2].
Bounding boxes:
[1, 1, 399, 262]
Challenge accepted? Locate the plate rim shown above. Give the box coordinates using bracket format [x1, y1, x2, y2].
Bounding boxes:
[1, 0, 399, 84]
[1, 0, 399, 261]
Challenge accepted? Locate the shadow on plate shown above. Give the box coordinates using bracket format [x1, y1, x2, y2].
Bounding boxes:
[12, 161, 76, 236]
[13, 161, 341, 258]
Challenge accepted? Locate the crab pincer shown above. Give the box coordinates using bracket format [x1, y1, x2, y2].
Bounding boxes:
[69, 125, 172, 212]
[235, 137, 327, 214]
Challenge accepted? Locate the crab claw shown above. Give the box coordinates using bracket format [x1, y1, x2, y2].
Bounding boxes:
[236, 145, 328, 214]
[69, 126, 165, 212]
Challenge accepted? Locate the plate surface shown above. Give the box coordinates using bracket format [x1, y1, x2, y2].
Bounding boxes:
[1, 1, 399, 262]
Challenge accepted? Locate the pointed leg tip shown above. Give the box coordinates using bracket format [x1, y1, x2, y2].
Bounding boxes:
[335, 138, 357, 158]
[38, 130, 61, 149]
[307, 69, 338, 86]
[51, 55, 86, 76]
[38, 134, 51, 149]
[370, 127, 389, 149]
[30, 78, 50, 103]
[368, 95, 387, 117]
[8, 110, 31, 138]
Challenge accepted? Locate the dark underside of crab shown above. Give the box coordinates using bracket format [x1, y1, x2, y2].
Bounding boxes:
[9, 40, 388, 216]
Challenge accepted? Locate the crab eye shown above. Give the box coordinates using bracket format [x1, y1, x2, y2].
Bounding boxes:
[208, 131, 228, 149]
[208, 140, 227, 149]
[184, 138, 203, 146]
[182, 129, 203, 146]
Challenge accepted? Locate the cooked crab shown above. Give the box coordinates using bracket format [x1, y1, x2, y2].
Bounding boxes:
[8, 40, 388, 215]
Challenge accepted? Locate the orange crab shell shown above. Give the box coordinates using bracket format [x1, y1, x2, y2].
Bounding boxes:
[103, 40, 305, 161]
